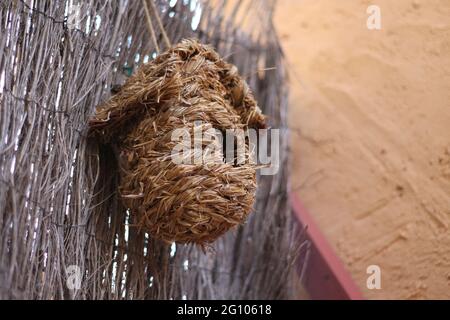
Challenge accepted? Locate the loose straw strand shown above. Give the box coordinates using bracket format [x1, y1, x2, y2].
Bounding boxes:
[142, 0, 160, 53]
[147, 0, 172, 49]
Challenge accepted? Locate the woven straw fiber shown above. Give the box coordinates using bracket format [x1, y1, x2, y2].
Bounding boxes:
[89, 39, 266, 245]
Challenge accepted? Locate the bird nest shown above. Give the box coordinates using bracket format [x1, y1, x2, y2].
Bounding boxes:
[89, 39, 266, 245]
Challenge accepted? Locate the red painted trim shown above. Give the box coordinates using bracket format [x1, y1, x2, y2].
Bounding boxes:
[291, 193, 364, 300]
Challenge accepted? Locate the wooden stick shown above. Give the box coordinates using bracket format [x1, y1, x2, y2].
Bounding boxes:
[142, 0, 160, 53]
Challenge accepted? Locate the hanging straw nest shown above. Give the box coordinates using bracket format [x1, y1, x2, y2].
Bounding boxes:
[89, 39, 266, 245]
